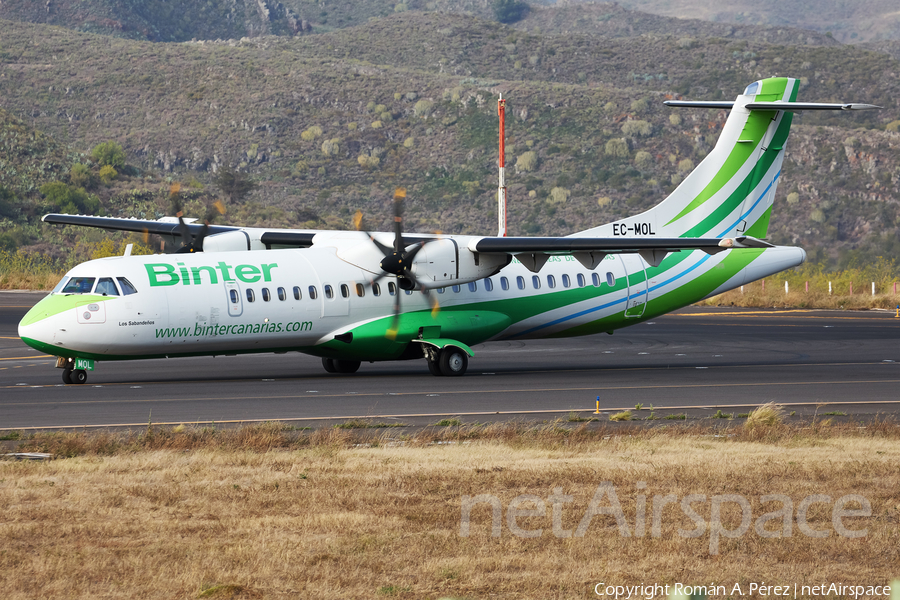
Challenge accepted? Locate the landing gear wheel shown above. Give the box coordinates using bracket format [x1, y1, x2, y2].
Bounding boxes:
[439, 347, 468, 377]
[62, 368, 73, 384]
[322, 358, 337, 373]
[71, 369, 88, 385]
[334, 360, 361, 374]
[427, 358, 442, 376]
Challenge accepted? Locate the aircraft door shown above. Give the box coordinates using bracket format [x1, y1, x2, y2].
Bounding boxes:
[322, 282, 351, 317]
[225, 281, 243, 317]
[623, 255, 648, 319]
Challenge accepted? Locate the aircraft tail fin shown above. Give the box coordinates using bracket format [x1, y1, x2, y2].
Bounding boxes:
[578, 77, 802, 241]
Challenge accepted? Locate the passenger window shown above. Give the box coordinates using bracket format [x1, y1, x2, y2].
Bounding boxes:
[62, 277, 95, 294]
[436, 287, 445, 294]
[500, 277, 509, 291]
[547, 275, 556, 289]
[356, 283, 365, 297]
[577, 274, 586, 288]
[96, 277, 120, 296]
[606, 272, 616, 286]
[262, 288, 271, 302]
[484, 278, 494, 292]
[592, 273, 601, 287]
[517, 276, 525, 290]
[277, 287, 286, 301]
[230, 289, 239, 304]
[324, 285, 334, 299]
[246, 289, 255, 302]
[452, 285, 461, 293]
[468, 282, 477, 292]
[293, 286, 302, 300]
[117, 277, 138, 295]
[373, 283, 381, 297]
[532, 275, 541, 289]
[388, 282, 397, 296]
[308, 286, 318, 300]
[341, 284, 350, 298]
[562, 274, 571, 288]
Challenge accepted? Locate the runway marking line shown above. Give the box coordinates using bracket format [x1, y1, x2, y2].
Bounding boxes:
[0, 336, 23, 340]
[1, 360, 897, 390]
[7, 399, 900, 431]
[0, 355, 52, 361]
[4, 378, 900, 408]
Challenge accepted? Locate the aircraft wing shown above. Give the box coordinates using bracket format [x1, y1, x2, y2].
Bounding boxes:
[42, 214, 238, 238]
[470, 235, 772, 269]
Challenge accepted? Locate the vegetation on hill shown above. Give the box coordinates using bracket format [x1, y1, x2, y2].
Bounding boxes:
[0, 10, 898, 273]
[614, 0, 900, 43]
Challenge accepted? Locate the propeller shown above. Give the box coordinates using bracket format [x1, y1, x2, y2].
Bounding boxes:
[169, 183, 226, 254]
[356, 188, 440, 339]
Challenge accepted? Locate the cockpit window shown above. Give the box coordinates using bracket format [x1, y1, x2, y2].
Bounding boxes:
[52, 277, 70, 294]
[743, 81, 760, 96]
[117, 277, 138, 295]
[96, 277, 120, 296]
[62, 277, 96, 294]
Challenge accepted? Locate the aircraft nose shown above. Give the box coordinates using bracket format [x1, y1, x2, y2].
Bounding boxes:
[18, 295, 66, 354]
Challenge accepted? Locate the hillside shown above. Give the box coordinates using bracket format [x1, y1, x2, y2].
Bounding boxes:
[613, 0, 900, 43]
[0, 13, 898, 267]
[513, 2, 840, 47]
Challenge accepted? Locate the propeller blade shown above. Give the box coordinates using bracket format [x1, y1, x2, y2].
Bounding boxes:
[386, 281, 401, 340]
[392, 188, 406, 252]
[409, 273, 441, 318]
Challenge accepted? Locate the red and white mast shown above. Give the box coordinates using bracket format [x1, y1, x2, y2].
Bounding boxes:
[497, 93, 507, 237]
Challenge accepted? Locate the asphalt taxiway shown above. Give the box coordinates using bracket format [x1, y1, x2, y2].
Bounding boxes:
[2, 291, 899, 429]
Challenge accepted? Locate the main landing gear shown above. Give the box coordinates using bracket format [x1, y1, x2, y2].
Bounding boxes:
[322, 357, 361, 374]
[425, 346, 468, 377]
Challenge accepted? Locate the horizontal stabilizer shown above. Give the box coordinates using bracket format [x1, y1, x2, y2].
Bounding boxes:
[745, 101, 881, 111]
[665, 100, 881, 112]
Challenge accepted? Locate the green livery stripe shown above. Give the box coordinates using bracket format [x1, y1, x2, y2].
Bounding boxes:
[19, 294, 114, 327]
[744, 205, 773, 238]
[551, 248, 764, 337]
[666, 109, 773, 225]
[680, 110, 793, 239]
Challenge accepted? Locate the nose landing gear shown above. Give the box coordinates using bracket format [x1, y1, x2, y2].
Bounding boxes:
[58, 357, 89, 385]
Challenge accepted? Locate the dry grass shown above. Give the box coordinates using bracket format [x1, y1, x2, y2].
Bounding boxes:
[745, 402, 784, 429]
[1, 421, 899, 598]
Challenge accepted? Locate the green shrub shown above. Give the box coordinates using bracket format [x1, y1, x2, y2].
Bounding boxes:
[39, 181, 99, 214]
[99, 165, 117, 184]
[413, 99, 434, 117]
[90, 141, 126, 169]
[605, 138, 629, 158]
[515, 150, 538, 173]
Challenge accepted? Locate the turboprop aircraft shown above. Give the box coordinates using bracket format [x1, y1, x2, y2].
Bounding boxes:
[19, 77, 878, 384]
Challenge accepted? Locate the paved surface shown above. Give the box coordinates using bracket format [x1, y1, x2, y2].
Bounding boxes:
[2, 291, 900, 429]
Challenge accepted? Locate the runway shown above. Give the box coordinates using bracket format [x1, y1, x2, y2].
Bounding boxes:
[2, 291, 899, 429]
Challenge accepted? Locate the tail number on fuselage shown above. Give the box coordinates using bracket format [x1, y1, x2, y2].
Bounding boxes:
[612, 223, 655, 236]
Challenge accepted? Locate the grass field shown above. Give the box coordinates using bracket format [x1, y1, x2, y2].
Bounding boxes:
[1, 420, 899, 599]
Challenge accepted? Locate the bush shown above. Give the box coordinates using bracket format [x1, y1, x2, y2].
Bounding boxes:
[413, 99, 434, 117]
[549, 187, 569, 204]
[90, 141, 126, 169]
[492, 0, 530, 24]
[321, 138, 341, 156]
[40, 181, 100, 215]
[99, 165, 118, 184]
[69, 163, 96, 189]
[677, 158, 694, 173]
[301, 126, 323, 142]
[634, 151, 654, 170]
[515, 150, 538, 173]
[605, 138, 629, 158]
[621, 120, 652, 137]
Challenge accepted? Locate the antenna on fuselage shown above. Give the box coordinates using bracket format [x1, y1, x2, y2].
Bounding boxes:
[497, 93, 507, 237]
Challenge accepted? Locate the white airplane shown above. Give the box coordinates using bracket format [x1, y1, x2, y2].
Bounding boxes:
[19, 77, 877, 384]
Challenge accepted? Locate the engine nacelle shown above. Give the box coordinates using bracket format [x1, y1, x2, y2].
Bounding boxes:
[411, 239, 509, 288]
[202, 230, 265, 253]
